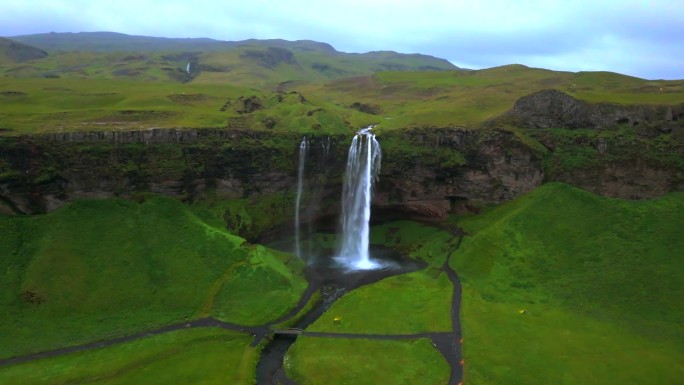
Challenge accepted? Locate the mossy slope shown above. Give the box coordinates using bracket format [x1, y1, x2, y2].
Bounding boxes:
[0, 328, 257, 385]
[0, 196, 306, 359]
[286, 337, 449, 385]
[451, 182, 684, 384]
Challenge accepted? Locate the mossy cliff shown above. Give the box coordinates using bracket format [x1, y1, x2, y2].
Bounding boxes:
[1, 123, 681, 233]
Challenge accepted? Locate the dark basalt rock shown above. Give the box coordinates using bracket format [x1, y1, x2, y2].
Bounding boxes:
[241, 47, 297, 69]
[0, 127, 680, 233]
[499, 89, 684, 132]
[350, 102, 382, 115]
[237, 96, 264, 114]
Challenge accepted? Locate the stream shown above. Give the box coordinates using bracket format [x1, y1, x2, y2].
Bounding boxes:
[256, 245, 426, 385]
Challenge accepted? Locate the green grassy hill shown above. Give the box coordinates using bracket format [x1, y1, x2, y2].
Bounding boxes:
[305, 65, 684, 130]
[0, 195, 307, 359]
[450, 182, 684, 384]
[0, 38, 47, 65]
[2, 63, 682, 135]
[0, 328, 258, 385]
[1, 32, 457, 87]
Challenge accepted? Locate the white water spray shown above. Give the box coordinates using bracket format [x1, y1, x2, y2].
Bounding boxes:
[337, 127, 382, 270]
[294, 137, 308, 258]
[186, 62, 191, 74]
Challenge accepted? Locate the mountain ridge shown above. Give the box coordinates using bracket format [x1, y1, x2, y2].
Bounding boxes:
[6, 31, 456, 66]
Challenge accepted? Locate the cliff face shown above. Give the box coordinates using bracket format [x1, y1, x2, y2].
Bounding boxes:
[0, 128, 544, 219]
[0, 129, 310, 215]
[377, 128, 544, 219]
[0, 122, 681, 230]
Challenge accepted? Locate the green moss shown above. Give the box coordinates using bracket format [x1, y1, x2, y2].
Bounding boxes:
[0, 195, 306, 359]
[534, 128, 684, 176]
[211, 245, 307, 325]
[286, 337, 450, 385]
[450, 183, 684, 385]
[307, 270, 453, 334]
[461, 286, 684, 385]
[192, 192, 296, 241]
[0, 328, 258, 385]
[370, 220, 457, 266]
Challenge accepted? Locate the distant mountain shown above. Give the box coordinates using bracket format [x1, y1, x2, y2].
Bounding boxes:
[0, 37, 47, 63]
[1, 32, 459, 85]
[9, 31, 340, 54]
[8, 32, 454, 68]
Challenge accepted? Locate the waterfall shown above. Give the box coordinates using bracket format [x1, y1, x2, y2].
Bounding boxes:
[322, 136, 331, 164]
[337, 127, 382, 270]
[186, 62, 191, 74]
[294, 136, 308, 258]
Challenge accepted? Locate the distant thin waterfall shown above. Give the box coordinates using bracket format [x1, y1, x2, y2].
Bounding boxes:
[337, 127, 382, 269]
[186, 62, 191, 74]
[294, 137, 308, 258]
[322, 136, 331, 164]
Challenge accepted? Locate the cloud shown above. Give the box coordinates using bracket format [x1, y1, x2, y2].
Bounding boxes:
[0, 0, 682, 79]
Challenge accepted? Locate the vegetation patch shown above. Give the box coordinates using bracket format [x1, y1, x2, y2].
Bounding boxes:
[0, 195, 306, 359]
[0, 328, 258, 385]
[286, 337, 449, 385]
[450, 183, 684, 384]
[307, 270, 453, 334]
[210, 245, 307, 325]
[371, 220, 458, 266]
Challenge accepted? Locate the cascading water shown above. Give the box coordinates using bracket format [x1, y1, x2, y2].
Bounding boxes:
[294, 137, 308, 258]
[322, 136, 331, 164]
[336, 127, 382, 270]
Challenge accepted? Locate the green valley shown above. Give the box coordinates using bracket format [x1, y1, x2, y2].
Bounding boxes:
[0, 30, 682, 385]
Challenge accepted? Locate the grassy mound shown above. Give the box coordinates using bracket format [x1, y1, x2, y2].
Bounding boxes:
[286, 337, 449, 385]
[0, 196, 306, 359]
[371, 220, 459, 266]
[451, 182, 684, 384]
[307, 270, 453, 334]
[0, 328, 257, 385]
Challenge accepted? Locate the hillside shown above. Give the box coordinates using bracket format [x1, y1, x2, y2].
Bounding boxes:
[9, 32, 332, 53]
[1, 64, 683, 135]
[0, 196, 307, 359]
[0, 37, 47, 64]
[450, 183, 684, 384]
[1, 32, 457, 86]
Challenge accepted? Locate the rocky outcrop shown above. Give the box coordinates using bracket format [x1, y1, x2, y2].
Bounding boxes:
[499, 89, 684, 133]
[376, 128, 544, 220]
[241, 47, 298, 69]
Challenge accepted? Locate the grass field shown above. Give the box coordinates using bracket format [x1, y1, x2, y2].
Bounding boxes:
[450, 183, 684, 384]
[286, 337, 450, 385]
[309, 65, 684, 131]
[307, 270, 453, 334]
[2, 63, 683, 135]
[287, 184, 683, 385]
[0, 195, 307, 359]
[0, 328, 258, 385]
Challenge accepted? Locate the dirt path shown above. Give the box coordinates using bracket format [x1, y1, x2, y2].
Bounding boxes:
[0, 317, 259, 367]
[0, 236, 465, 385]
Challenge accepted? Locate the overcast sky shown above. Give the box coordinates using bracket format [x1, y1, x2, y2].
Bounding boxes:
[2, 0, 683, 79]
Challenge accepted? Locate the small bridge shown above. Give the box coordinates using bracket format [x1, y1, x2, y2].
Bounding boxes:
[274, 328, 303, 336]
